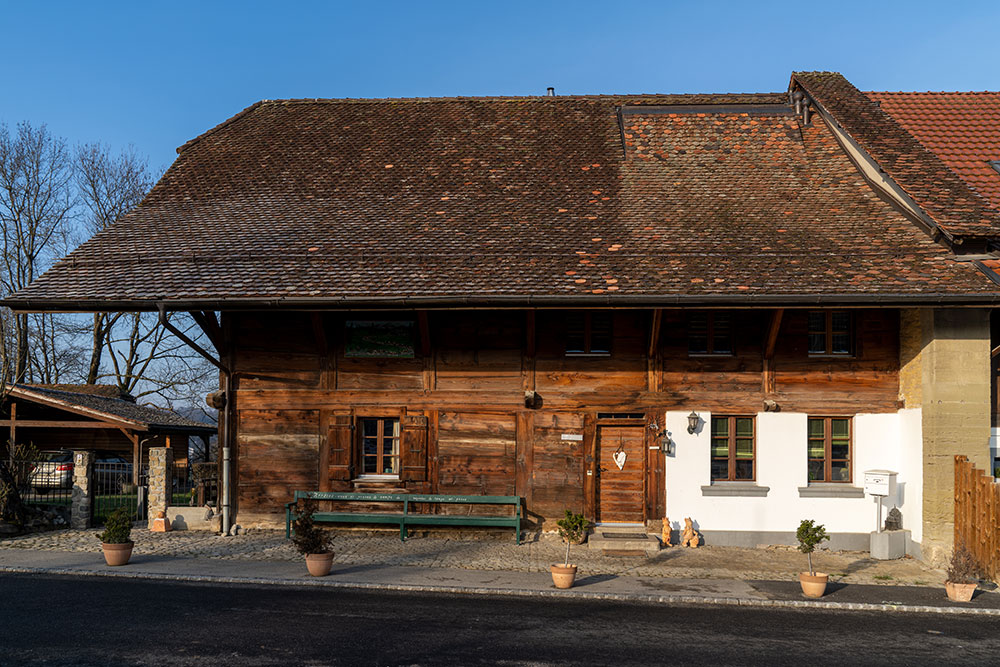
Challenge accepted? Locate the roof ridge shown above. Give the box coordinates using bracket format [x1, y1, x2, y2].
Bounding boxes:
[866, 90, 1000, 96]
[176, 100, 266, 154]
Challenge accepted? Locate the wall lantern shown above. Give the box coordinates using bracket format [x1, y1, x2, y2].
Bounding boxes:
[687, 411, 700, 435]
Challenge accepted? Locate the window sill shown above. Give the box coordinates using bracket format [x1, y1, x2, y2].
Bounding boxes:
[798, 484, 864, 498]
[353, 475, 401, 482]
[701, 483, 770, 497]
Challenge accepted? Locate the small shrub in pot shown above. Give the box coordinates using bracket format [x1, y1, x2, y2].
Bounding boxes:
[292, 498, 334, 576]
[796, 519, 830, 598]
[551, 510, 591, 589]
[96, 506, 134, 566]
[945, 544, 980, 602]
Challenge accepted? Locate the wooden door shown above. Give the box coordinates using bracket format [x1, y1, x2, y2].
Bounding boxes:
[596, 425, 645, 523]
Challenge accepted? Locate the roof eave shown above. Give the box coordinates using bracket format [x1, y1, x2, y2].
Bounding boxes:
[5, 292, 1000, 313]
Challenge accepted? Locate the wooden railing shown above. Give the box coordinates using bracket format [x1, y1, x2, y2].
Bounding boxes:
[954, 455, 1000, 581]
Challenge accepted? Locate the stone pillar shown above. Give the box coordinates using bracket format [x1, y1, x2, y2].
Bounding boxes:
[70, 450, 94, 529]
[920, 308, 992, 566]
[147, 447, 174, 520]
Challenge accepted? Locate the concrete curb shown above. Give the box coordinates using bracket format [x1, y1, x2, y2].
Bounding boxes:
[3, 565, 998, 617]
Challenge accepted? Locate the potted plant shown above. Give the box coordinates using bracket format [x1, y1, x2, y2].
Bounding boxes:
[96, 506, 134, 566]
[550, 509, 590, 589]
[796, 518, 830, 598]
[945, 543, 979, 602]
[292, 498, 334, 576]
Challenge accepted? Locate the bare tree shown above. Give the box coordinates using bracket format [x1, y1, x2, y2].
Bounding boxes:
[0, 122, 75, 380]
[103, 311, 214, 406]
[76, 144, 155, 384]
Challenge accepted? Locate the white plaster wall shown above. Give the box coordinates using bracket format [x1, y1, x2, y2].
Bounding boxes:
[991, 427, 1000, 470]
[664, 409, 922, 541]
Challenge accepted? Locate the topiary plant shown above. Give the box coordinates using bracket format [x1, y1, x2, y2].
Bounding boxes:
[96, 506, 133, 544]
[947, 544, 980, 585]
[556, 509, 591, 567]
[291, 498, 332, 556]
[796, 519, 830, 576]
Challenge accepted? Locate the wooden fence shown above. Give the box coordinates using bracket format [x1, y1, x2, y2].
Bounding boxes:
[954, 455, 999, 581]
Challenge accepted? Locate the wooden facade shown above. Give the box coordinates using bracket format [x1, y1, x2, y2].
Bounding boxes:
[228, 307, 901, 527]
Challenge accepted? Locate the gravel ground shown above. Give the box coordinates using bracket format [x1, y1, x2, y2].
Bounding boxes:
[0, 527, 945, 585]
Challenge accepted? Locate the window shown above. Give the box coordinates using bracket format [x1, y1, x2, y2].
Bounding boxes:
[359, 417, 400, 476]
[688, 312, 734, 355]
[345, 321, 415, 358]
[710, 416, 755, 481]
[807, 311, 853, 356]
[565, 312, 611, 356]
[807, 417, 851, 483]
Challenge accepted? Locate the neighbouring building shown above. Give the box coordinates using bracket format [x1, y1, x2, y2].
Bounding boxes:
[5, 72, 999, 565]
[1, 384, 216, 474]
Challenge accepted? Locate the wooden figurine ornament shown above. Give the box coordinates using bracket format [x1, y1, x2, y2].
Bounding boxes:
[661, 517, 672, 547]
[681, 517, 700, 548]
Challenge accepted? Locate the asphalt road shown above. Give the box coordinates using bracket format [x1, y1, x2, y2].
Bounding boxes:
[1, 574, 998, 666]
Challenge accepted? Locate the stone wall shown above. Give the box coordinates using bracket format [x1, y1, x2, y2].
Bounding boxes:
[147, 447, 173, 519]
[920, 308, 992, 566]
[898, 308, 923, 409]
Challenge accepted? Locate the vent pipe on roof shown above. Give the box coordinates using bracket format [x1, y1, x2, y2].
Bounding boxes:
[790, 88, 812, 126]
[547, 87, 555, 96]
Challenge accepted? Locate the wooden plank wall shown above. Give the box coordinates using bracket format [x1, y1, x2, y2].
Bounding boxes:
[230, 308, 901, 523]
[954, 455, 999, 581]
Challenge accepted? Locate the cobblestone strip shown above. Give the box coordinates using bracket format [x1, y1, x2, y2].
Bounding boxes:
[2, 564, 996, 617]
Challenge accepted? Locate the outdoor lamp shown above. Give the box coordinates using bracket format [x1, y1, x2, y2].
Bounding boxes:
[687, 411, 700, 434]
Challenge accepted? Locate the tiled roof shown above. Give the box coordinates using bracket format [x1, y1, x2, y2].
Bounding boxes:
[9, 384, 216, 432]
[865, 91, 1000, 211]
[792, 72, 1000, 240]
[6, 89, 1000, 309]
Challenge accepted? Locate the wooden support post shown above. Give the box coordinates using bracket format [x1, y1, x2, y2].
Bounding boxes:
[762, 309, 784, 395]
[311, 313, 331, 390]
[418, 311, 435, 391]
[8, 401, 15, 458]
[647, 309, 662, 392]
[522, 310, 536, 393]
[515, 412, 534, 517]
[583, 413, 597, 522]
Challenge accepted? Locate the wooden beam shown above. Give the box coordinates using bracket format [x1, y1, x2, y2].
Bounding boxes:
[0, 419, 132, 429]
[991, 343, 1000, 359]
[8, 401, 15, 451]
[764, 309, 784, 360]
[522, 311, 536, 393]
[418, 311, 435, 391]
[762, 309, 784, 395]
[190, 311, 225, 355]
[417, 311, 431, 358]
[311, 313, 329, 358]
[648, 309, 663, 358]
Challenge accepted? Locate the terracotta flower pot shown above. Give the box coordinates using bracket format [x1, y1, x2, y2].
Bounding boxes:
[799, 572, 828, 598]
[945, 581, 977, 602]
[550, 564, 578, 589]
[305, 552, 335, 577]
[102, 542, 134, 567]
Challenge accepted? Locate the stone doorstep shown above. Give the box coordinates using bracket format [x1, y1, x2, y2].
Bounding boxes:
[587, 529, 662, 556]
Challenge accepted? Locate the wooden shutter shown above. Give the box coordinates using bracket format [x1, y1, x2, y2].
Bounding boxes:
[327, 414, 354, 481]
[400, 414, 428, 481]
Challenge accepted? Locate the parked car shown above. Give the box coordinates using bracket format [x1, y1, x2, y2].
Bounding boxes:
[30, 450, 134, 494]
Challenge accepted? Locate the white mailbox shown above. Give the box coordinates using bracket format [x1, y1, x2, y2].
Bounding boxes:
[864, 470, 897, 497]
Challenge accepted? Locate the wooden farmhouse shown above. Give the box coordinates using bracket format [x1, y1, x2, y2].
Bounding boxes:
[6, 72, 1000, 565]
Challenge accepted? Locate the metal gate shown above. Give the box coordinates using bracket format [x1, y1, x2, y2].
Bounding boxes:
[93, 461, 148, 525]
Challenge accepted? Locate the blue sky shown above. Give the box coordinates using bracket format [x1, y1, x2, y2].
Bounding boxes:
[2, 1, 998, 171]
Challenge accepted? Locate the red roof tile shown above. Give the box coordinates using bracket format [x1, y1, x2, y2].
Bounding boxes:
[5, 91, 1000, 310]
[792, 72, 1000, 240]
[865, 91, 1000, 211]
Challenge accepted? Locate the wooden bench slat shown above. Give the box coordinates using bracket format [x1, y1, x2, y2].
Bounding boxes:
[286, 490, 522, 544]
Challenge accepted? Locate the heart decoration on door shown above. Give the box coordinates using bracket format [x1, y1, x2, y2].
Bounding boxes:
[613, 437, 627, 470]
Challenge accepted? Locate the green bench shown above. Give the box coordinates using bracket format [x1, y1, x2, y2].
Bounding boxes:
[284, 491, 522, 544]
